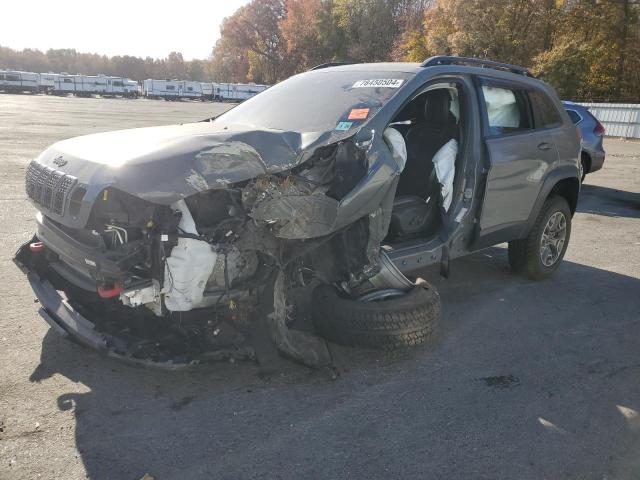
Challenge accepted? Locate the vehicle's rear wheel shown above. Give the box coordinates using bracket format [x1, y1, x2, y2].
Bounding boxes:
[311, 282, 440, 350]
[511, 195, 571, 280]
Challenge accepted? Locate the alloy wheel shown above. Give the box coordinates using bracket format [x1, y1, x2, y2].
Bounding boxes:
[540, 211, 567, 267]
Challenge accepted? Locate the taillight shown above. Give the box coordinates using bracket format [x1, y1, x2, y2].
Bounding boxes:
[594, 120, 605, 136]
[576, 126, 582, 140]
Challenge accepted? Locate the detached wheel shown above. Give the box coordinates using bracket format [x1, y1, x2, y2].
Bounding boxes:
[509, 195, 571, 280]
[311, 282, 440, 350]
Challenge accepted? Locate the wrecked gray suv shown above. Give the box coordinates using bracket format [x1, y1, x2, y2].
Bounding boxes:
[15, 56, 581, 368]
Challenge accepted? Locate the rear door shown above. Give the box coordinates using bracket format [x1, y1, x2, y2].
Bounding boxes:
[529, 88, 577, 170]
[476, 78, 558, 241]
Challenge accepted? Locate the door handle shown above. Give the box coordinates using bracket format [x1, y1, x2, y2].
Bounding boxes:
[537, 142, 552, 151]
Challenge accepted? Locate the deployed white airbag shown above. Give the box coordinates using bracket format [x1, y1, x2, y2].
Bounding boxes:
[482, 86, 520, 128]
[383, 127, 407, 171]
[432, 139, 458, 211]
[162, 199, 218, 311]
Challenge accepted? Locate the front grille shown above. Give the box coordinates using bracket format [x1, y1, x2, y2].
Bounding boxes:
[25, 161, 77, 215]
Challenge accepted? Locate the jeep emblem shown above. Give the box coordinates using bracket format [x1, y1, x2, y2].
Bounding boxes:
[53, 156, 67, 167]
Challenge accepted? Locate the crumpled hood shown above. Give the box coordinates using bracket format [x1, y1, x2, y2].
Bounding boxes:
[35, 122, 328, 205]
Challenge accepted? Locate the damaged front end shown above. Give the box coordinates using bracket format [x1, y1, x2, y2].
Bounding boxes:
[15, 121, 412, 369]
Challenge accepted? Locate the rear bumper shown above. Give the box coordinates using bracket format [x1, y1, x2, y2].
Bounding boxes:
[588, 150, 605, 173]
[583, 144, 606, 173]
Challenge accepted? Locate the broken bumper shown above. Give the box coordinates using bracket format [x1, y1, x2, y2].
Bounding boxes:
[15, 241, 255, 369]
[27, 271, 214, 369]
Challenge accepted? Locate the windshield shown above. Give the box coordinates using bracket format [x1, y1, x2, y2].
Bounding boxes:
[214, 70, 412, 134]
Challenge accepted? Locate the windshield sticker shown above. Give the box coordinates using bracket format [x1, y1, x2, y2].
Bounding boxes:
[352, 79, 404, 89]
[335, 121, 353, 131]
[348, 108, 370, 120]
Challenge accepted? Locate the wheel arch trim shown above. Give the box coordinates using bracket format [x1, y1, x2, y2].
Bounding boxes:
[520, 167, 579, 239]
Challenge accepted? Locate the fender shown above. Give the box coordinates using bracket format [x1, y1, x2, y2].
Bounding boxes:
[517, 165, 580, 239]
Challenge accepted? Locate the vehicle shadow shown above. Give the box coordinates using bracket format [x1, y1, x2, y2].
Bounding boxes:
[29, 249, 640, 480]
[577, 183, 640, 218]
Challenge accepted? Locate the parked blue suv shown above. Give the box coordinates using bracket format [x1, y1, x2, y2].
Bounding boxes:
[563, 101, 606, 181]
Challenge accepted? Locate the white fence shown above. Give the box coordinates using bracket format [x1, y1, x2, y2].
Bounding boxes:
[577, 102, 640, 139]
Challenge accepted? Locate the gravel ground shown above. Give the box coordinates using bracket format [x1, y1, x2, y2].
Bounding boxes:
[0, 94, 639, 480]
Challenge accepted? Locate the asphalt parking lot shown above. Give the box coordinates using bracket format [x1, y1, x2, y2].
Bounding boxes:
[1, 94, 639, 480]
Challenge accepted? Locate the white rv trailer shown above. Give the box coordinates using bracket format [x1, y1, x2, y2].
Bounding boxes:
[37, 73, 59, 93]
[83, 76, 139, 97]
[200, 82, 215, 100]
[49, 74, 139, 97]
[100, 76, 139, 97]
[234, 83, 267, 101]
[122, 79, 140, 98]
[95, 76, 139, 97]
[211, 83, 234, 101]
[51, 74, 79, 95]
[0, 70, 39, 93]
[143, 79, 181, 100]
[211, 82, 268, 102]
[143, 79, 203, 100]
[180, 80, 203, 100]
[74, 75, 108, 96]
[201, 83, 229, 101]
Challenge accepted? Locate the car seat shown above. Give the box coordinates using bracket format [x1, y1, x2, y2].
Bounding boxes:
[388, 90, 458, 241]
[397, 89, 458, 198]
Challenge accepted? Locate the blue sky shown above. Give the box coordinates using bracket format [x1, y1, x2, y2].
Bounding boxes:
[2, 0, 251, 60]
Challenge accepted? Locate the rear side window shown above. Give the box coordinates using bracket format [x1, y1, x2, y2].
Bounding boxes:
[481, 85, 532, 135]
[566, 109, 582, 124]
[529, 89, 562, 128]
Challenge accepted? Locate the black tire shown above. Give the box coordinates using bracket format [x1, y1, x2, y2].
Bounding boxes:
[311, 283, 440, 350]
[518, 195, 572, 280]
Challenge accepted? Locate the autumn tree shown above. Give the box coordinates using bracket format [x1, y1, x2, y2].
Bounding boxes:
[408, 0, 556, 66]
[281, 0, 332, 73]
[332, 0, 402, 61]
[217, 0, 287, 83]
[2, 0, 640, 99]
[209, 35, 251, 82]
[533, 0, 640, 100]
